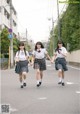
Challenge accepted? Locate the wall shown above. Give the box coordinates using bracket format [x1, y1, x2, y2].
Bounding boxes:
[66, 50, 80, 66]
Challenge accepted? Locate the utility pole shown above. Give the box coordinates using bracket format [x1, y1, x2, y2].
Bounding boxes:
[52, 18, 55, 54]
[57, 0, 60, 40]
[26, 28, 28, 47]
[26, 28, 27, 41]
[10, 0, 14, 68]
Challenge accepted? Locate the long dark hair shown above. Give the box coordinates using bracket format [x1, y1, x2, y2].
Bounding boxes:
[55, 40, 66, 52]
[18, 42, 26, 50]
[18, 42, 27, 55]
[35, 41, 44, 50]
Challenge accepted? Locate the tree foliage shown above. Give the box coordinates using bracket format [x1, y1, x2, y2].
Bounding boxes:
[1, 28, 10, 54]
[13, 37, 20, 53]
[0, 28, 20, 56]
[48, 0, 80, 53]
[60, 0, 80, 51]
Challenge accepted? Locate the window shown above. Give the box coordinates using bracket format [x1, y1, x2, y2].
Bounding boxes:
[4, 8, 10, 20]
[13, 20, 17, 27]
[6, 0, 10, 4]
[0, 7, 1, 12]
[4, 9, 7, 16]
[7, 13, 10, 19]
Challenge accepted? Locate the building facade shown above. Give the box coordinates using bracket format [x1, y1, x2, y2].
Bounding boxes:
[0, 0, 17, 36]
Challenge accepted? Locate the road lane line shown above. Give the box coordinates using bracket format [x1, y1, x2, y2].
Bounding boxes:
[38, 97, 47, 100]
[76, 91, 80, 94]
[66, 81, 79, 85]
[47, 65, 51, 67]
[66, 82, 74, 85]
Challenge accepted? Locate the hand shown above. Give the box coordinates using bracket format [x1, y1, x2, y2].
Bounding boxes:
[50, 59, 53, 64]
[30, 62, 34, 66]
[58, 50, 61, 54]
[15, 58, 19, 62]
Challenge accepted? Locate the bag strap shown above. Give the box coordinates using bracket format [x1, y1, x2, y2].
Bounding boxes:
[18, 50, 27, 56]
[24, 50, 27, 56]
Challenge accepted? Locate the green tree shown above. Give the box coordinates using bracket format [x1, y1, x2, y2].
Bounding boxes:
[26, 42, 31, 51]
[50, 0, 80, 52]
[0, 28, 20, 56]
[13, 37, 20, 53]
[47, 30, 54, 56]
[1, 28, 10, 54]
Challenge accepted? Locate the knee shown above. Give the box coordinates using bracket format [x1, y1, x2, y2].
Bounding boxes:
[58, 69, 62, 72]
[22, 72, 27, 76]
[36, 69, 40, 74]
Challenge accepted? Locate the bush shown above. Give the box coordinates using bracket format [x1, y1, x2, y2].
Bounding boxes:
[0, 53, 4, 58]
[4, 54, 9, 58]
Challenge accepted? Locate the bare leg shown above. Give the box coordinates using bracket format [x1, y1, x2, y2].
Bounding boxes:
[58, 69, 62, 84]
[19, 73, 23, 83]
[40, 71, 43, 80]
[22, 72, 27, 86]
[62, 70, 64, 79]
[22, 72, 27, 80]
[36, 69, 41, 86]
[36, 69, 41, 80]
[62, 71, 65, 84]
[19, 73, 23, 88]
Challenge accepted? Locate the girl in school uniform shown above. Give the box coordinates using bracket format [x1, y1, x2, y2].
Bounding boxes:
[32, 42, 52, 87]
[15, 42, 29, 88]
[52, 40, 68, 86]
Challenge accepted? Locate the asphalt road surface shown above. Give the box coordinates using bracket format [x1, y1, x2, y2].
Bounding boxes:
[1, 61, 80, 114]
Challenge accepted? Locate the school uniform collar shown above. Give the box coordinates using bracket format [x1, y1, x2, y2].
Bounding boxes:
[37, 48, 41, 53]
[20, 50, 24, 52]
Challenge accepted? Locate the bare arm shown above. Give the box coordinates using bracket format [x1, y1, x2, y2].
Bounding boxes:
[52, 54, 57, 62]
[46, 53, 52, 61]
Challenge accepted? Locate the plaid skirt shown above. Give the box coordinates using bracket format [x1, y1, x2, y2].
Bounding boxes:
[15, 60, 29, 74]
[34, 58, 46, 71]
[55, 58, 68, 71]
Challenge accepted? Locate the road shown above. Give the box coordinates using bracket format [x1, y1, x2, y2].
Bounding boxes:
[1, 61, 80, 114]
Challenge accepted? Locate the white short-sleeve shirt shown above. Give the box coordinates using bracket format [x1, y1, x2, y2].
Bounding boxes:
[15, 50, 29, 61]
[55, 47, 67, 58]
[33, 48, 48, 59]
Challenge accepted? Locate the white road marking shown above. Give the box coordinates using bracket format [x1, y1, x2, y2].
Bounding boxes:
[66, 82, 74, 85]
[76, 91, 80, 94]
[47, 65, 51, 67]
[38, 97, 47, 100]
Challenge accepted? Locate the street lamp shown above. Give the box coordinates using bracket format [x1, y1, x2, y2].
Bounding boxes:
[57, 0, 61, 40]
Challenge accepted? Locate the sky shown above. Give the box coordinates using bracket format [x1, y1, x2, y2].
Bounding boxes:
[12, 0, 65, 43]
